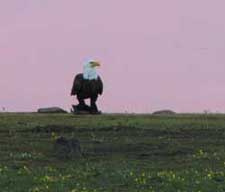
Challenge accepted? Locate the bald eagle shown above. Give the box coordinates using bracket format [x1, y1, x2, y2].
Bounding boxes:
[71, 60, 103, 113]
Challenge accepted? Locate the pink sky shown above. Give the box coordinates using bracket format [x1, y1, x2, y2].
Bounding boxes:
[0, 1, 225, 113]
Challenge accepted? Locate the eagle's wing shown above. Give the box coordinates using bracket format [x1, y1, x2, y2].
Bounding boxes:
[71, 73, 83, 96]
[97, 76, 103, 95]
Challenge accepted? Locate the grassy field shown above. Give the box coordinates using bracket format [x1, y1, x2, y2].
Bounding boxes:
[0, 113, 225, 192]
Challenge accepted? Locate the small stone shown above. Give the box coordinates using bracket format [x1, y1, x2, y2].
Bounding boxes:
[54, 137, 82, 159]
[38, 107, 67, 113]
[152, 110, 176, 115]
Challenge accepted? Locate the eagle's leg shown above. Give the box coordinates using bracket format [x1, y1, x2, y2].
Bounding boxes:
[90, 95, 98, 113]
[77, 95, 90, 111]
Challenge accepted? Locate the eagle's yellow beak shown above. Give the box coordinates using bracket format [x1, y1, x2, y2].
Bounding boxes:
[90, 61, 101, 68]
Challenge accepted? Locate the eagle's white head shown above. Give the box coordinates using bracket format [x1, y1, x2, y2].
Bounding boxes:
[83, 60, 101, 80]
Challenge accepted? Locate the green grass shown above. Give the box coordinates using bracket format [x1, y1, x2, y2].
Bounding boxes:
[0, 113, 225, 191]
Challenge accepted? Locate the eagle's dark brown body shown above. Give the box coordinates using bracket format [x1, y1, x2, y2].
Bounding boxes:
[71, 73, 103, 113]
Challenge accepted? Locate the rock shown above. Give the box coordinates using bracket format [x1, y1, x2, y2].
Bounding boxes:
[152, 110, 176, 115]
[54, 137, 82, 159]
[37, 107, 67, 113]
[71, 105, 90, 114]
[71, 105, 102, 115]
